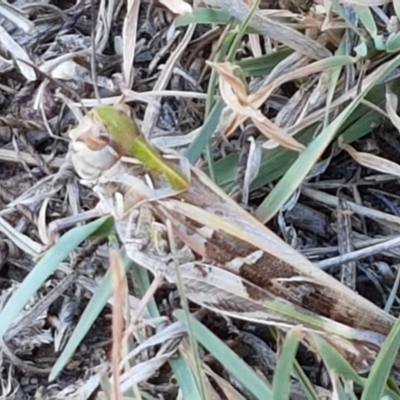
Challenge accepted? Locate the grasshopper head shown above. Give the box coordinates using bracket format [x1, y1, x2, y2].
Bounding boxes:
[68, 110, 120, 182]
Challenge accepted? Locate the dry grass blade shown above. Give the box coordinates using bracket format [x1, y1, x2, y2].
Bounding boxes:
[338, 87, 400, 176]
[203, 0, 331, 59]
[316, 235, 400, 270]
[0, 24, 36, 80]
[122, 0, 141, 88]
[159, 0, 193, 14]
[118, 350, 178, 392]
[110, 249, 126, 400]
[0, 2, 35, 33]
[202, 363, 247, 400]
[220, 55, 355, 140]
[301, 187, 400, 230]
[0, 217, 42, 257]
[141, 22, 196, 136]
[208, 61, 305, 151]
[336, 198, 356, 290]
[339, 138, 400, 177]
[386, 86, 400, 132]
[0, 149, 64, 169]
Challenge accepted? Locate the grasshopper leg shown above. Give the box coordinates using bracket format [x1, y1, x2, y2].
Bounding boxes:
[44, 205, 106, 251]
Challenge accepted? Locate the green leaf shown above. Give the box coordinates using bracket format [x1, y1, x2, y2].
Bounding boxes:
[237, 48, 293, 77]
[49, 247, 133, 381]
[353, 5, 377, 38]
[272, 328, 302, 400]
[176, 8, 232, 26]
[130, 263, 204, 400]
[292, 360, 319, 400]
[0, 216, 111, 341]
[175, 7, 258, 33]
[186, 0, 259, 166]
[386, 32, 400, 53]
[312, 335, 364, 386]
[170, 355, 203, 400]
[255, 53, 400, 223]
[129, 263, 160, 320]
[361, 315, 400, 400]
[394, 0, 400, 22]
[175, 310, 272, 399]
[330, 0, 364, 38]
[185, 99, 225, 166]
[384, 265, 400, 313]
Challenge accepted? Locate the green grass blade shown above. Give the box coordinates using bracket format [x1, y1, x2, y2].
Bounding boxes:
[130, 263, 204, 400]
[384, 265, 400, 313]
[175, 5, 264, 35]
[361, 316, 400, 400]
[334, 378, 352, 400]
[203, 29, 236, 180]
[185, 99, 225, 165]
[311, 335, 365, 386]
[292, 360, 319, 400]
[175, 7, 232, 26]
[129, 263, 160, 320]
[330, 0, 364, 38]
[386, 32, 400, 53]
[49, 246, 133, 381]
[312, 335, 400, 398]
[353, 5, 377, 38]
[205, 68, 397, 193]
[175, 310, 272, 399]
[170, 226, 208, 400]
[0, 216, 111, 340]
[394, 0, 400, 22]
[175, 7, 257, 34]
[272, 327, 302, 400]
[255, 53, 400, 223]
[186, 1, 259, 166]
[237, 48, 293, 77]
[170, 355, 203, 400]
[225, 0, 260, 61]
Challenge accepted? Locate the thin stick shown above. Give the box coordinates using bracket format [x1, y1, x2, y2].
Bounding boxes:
[302, 187, 400, 230]
[316, 236, 400, 270]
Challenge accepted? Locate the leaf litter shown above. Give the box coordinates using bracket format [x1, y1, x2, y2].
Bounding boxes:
[2, 0, 400, 398]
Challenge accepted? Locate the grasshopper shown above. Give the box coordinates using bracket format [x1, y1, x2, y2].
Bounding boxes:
[63, 103, 397, 373]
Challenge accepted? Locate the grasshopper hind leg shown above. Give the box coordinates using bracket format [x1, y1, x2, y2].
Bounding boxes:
[44, 205, 106, 251]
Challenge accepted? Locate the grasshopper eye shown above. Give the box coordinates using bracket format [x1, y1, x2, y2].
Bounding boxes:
[80, 130, 110, 151]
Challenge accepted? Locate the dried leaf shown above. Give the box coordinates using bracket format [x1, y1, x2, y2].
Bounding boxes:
[217, 55, 355, 141]
[203, 0, 331, 59]
[110, 249, 126, 400]
[339, 140, 400, 178]
[159, 0, 193, 14]
[0, 24, 36, 81]
[208, 61, 305, 152]
[122, 0, 141, 87]
[385, 87, 400, 133]
[242, 137, 261, 204]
